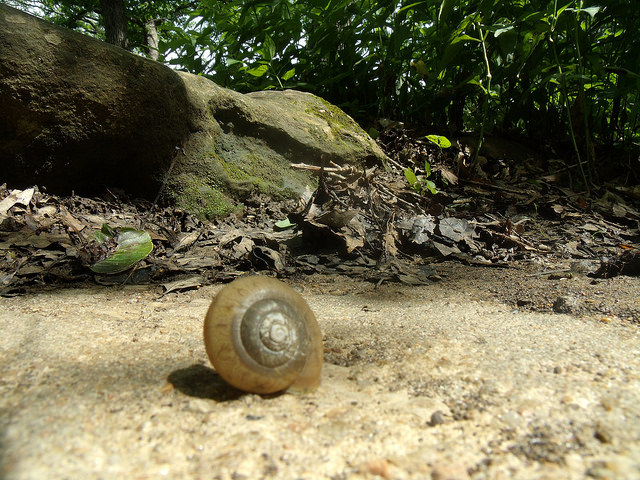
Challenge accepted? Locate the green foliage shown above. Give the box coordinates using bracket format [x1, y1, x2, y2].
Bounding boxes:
[169, 0, 638, 155]
[6, 0, 195, 55]
[405, 133, 449, 194]
[90, 224, 153, 274]
[426, 134, 452, 149]
[10, 0, 640, 170]
[274, 218, 296, 231]
[404, 159, 437, 196]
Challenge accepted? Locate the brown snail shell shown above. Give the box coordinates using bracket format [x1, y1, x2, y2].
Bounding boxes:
[203, 276, 322, 394]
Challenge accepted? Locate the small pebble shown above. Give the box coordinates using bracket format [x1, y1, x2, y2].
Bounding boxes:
[500, 410, 520, 428]
[360, 458, 391, 478]
[429, 410, 446, 426]
[553, 295, 579, 314]
[431, 461, 469, 480]
[594, 424, 613, 444]
[570, 260, 594, 274]
[188, 398, 213, 413]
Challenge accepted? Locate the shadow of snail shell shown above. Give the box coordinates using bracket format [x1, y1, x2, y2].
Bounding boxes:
[204, 276, 322, 394]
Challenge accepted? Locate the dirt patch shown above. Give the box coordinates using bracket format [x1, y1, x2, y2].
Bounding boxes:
[2, 126, 639, 479]
[1, 266, 638, 479]
[433, 261, 640, 323]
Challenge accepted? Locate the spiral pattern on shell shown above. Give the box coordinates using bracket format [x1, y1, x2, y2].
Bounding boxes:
[204, 276, 322, 394]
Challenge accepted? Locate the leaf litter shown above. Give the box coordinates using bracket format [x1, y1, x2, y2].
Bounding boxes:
[0, 128, 639, 321]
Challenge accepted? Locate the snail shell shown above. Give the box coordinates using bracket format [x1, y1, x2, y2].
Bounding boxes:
[203, 276, 322, 394]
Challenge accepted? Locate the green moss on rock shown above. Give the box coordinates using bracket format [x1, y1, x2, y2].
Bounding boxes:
[168, 173, 240, 220]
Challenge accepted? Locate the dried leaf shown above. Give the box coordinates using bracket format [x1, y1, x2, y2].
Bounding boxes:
[0, 188, 35, 214]
[161, 275, 204, 294]
[440, 167, 459, 185]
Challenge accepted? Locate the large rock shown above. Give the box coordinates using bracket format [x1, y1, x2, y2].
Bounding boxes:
[0, 5, 387, 218]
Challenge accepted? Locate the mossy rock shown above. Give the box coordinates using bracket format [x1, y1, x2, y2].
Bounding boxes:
[0, 5, 388, 218]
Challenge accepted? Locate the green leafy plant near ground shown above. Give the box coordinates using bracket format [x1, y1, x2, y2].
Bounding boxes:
[404, 134, 450, 195]
[89, 224, 153, 274]
[426, 134, 452, 150]
[404, 159, 437, 196]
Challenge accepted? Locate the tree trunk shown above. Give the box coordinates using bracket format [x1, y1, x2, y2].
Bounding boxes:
[100, 0, 128, 49]
[145, 18, 159, 61]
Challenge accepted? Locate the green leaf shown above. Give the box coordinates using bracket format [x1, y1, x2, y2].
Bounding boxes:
[274, 218, 296, 231]
[555, 3, 572, 18]
[494, 25, 514, 37]
[281, 67, 295, 81]
[246, 64, 269, 77]
[565, 6, 600, 19]
[426, 134, 452, 149]
[404, 167, 418, 186]
[466, 78, 488, 94]
[90, 229, 153, 274]
[368, 127, 379, 139]
[424, 180, 437, 195]
[411, 59, 430, 76]
[101, 223, 116, 237]
[450, 34, 480, 45]
[93, 231, 109, 243]
[424, 160, 432, 177]
[263, 34, 276, 61]
[398, 1, 426, 14]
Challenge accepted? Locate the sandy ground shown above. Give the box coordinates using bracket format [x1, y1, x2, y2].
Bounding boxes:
[1, 269, 639, 479]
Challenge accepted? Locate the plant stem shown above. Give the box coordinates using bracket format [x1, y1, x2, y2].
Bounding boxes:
[550, 0, 590, 193]
[472, 22, 492, 169]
